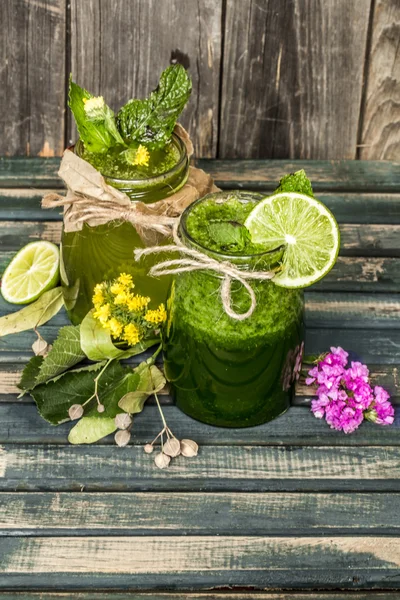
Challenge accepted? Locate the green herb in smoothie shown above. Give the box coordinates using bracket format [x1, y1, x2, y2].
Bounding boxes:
[68, 64, 192, 178]
[185, 193, 269, 255]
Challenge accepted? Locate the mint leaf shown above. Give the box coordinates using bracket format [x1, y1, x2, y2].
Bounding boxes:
[208, 221, 250, 252]
[0, 287, 64, 337]
[117, 64, 192, 149]
[69, 77, 114, 153]
[275, 169, 314, 197]
[19, 325, 85, 391]
[80, 310, 159, 361]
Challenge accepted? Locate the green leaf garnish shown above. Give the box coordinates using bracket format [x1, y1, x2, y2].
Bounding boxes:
[68, 77, 123, 153]
[274, 169, 314, 197]
[207, 221, 251, 252]
[117, 64, 192, 149]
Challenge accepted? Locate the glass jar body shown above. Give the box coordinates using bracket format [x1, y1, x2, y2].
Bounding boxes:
[61, 135, 189, 325]
[163, 270, 304, 428]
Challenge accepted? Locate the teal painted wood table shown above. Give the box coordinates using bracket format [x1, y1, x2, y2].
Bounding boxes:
[0, 158, 400, 598]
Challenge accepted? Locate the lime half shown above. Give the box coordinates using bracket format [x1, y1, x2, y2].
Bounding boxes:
[244, 192, 340, 288]
[1, 241, 60, 304]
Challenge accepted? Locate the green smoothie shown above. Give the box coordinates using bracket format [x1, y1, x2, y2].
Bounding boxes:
[61, 134, 188, 325]
[163, 191, 304, 427]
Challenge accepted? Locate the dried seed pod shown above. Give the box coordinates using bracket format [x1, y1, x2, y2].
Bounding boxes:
[154, 452, 171, 469]
[68, 404, 84, 420]
[163, 437, 181, 457]
[115, 430, 131, 447]
[180, 439, 198, 457]
[144, 443, 154, 454]
[32, 338, 51, 356]
[97, 404, 105, 413]
[115, 413, 132, 430]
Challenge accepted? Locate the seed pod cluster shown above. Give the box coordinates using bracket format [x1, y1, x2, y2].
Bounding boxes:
[145, 427, 199, 469]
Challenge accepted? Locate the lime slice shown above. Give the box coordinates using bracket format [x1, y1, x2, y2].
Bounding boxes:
[244, 192, 340, 288]
[1, 241, 60, 304]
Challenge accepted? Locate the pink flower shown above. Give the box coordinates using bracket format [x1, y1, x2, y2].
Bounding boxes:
[306, 349, 394, 433]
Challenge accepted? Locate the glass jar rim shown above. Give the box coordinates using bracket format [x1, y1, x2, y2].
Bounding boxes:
[74, 132, 188, 185]
[180, 190, 286, 262]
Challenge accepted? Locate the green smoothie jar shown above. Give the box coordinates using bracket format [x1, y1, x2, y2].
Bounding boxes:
[61, 133, 189, 325]
[163, 191, 304, 428]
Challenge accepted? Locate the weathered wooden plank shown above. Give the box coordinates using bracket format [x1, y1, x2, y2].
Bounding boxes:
[1, 293, 400, 330]
[219, 0, 370, 159]
[315, 257, 400, 293]
[360, 0, 400, 160]
[0, 491, 399, 535]
[0, 444, 399, 492]
[2, 220, 400, 256]
[69, 0, 221, 158]
[0, 1, 66, 156]
[3, 189, 400, 224]
[0, 594, 396, 600]
[0, 253, 397, 294]
[1, 325, 399, 364]
[0, 404, 398, 446]
[0, 535, 400, 589]
[3, 158, 400, 191]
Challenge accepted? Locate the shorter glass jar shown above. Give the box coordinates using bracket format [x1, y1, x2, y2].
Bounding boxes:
[163, 191, 304, 428]
[61, 134, 189, 324]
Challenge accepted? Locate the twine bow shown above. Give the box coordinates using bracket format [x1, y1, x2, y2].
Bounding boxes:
[134, 221, 276, 321]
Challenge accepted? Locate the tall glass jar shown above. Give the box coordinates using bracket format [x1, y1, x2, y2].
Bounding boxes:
[163, 191, 304, 428]
[61, 133, 189, 324]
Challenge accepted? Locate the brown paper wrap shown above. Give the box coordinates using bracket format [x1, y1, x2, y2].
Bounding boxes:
[42, 126, 218, 245]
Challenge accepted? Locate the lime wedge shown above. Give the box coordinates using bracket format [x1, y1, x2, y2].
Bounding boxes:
[244, 192, 340, 288]
[1, 241, 60, 304]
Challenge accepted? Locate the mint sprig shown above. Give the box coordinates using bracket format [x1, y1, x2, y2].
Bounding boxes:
[117, 64, 192, 150]
[275, 169, 314, 197]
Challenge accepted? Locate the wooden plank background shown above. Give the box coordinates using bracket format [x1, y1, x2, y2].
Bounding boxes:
[0, 0, 399, 159]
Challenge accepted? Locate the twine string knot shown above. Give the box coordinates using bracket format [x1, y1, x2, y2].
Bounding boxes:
[134, 221, 277, 321]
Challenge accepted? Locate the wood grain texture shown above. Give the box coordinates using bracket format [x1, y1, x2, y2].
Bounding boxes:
[69, 0, 221, 157]
[219, 0, 371, 159]
[360, 0, 400, 160]
[0, 491, 399, 535]
[0, 0, 66, 156]
[3, 220, 400, 256]
[3, 158, 400, 191]
[0, 536, 400, 589]
[0, 594, 396, 600]
[0, 404, 398, 446]
[0, 444, 399, 492]
[3, 188, 400, 224]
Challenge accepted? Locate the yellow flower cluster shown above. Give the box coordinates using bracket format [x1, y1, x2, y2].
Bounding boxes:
[133, 144, 150, 166]
[92, 273, 167, 347]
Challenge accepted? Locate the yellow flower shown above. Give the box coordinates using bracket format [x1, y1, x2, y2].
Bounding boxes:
[114, 291, 130, 306]
[93, 303, 111, 324]
[118, 273, 133, 287]
[144, 303, 167, 325]
[83, 95, 106, 120]
[110, 282, 126, 296]
[133, 145, 150, 167]
[108, 317, 123, 338]
[92, 283, 105, 308]
[123, 323, 141, 346]
[127, 294, 150, 312]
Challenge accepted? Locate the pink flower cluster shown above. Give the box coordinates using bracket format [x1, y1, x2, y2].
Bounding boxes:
[306, 346, 395, 434]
